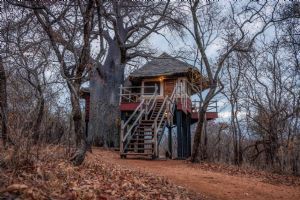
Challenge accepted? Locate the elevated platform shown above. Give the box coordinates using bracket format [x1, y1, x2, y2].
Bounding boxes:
[120, 99, 218, 123]
[191, 112, 218, 123]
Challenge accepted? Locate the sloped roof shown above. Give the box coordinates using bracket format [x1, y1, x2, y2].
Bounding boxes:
[129, 53, 199, 79]
[128, 53, 209, 90]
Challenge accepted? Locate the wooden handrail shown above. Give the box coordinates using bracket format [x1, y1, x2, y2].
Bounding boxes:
[151, 95, 168, 157]
[153, 95, 168, 126]
[170, 83, 177, 102]
[122, 99, 144, 128]
[121, 86, 156, 89]
[121, 86, 157, 143]
[123, 109, 145, 142]
[153, 86, 179, 157]
[120, 85, 157, 103]
[145, 85, 158, 114]
[121, 98, 146, 146]
[153, 121, 158, 156]
[192, 100, 218, 112]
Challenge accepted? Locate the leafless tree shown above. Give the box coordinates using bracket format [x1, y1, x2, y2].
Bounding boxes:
[5, 0, 95, 165]
[0, 56, 8, 148]
[185, 0, 294, 162]
[222, 54, 244, 165]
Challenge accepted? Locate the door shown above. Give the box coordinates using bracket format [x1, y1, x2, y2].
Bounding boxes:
[164, 79, 176, 97]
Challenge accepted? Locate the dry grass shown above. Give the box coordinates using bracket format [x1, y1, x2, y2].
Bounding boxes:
[186, 161, 300, 186]
[0, 145, 203, 200]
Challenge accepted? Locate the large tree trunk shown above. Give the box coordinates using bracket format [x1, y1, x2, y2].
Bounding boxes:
[0, 56, 8, 148]
[191, 108, 207, 162]
[88, 42, 125, 148]
[69, 83, 87, 166]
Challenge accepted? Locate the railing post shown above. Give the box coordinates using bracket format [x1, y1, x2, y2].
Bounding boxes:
[185, 94, 187, 111]
[119, 84, 123, 104]
[154, 121, 158, 158]
[145, 100, 148, 119]
[120, 120, 124, 153]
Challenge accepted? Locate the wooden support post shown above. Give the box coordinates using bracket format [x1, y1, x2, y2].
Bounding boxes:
[176, 110, 183, 158]
[182, 113, 187, 158]
[85, 121, 89, 138]
[153, 122, 158, 158]
[168, 126, 172, 158]
[187, 114, 191, 157]
[120, 120, 124, 154]
[119, 85, 123, 104]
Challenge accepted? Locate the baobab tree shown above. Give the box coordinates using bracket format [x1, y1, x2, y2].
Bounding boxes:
[88, 0, 185, 147]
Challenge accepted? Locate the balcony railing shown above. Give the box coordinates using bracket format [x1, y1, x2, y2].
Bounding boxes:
[119, 85, 158, 103]
[191, 100, 218, 113]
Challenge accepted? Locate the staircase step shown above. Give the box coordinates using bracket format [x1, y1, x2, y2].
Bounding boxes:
[140, 122, 154, 125]
[130, 138, 153, 141]
[137, 126, 152, 128]
[139, 125, 153, 128]
[150, 117, 162, 120]
[139, 123, 153, 125]
[121, 152, 153, 156]
[128, 143, 153, 145]
[126, 148, 153, 151]
[135, 134, 154, 137]
[136, 130, 153, 133]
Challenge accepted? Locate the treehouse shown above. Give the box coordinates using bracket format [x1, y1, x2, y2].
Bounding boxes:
[119, 53, 218, 159]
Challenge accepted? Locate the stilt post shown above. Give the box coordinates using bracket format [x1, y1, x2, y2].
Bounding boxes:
[120, 120, 124, 154]
[168, 126, 172, 158]
[154, 121, 158, 158]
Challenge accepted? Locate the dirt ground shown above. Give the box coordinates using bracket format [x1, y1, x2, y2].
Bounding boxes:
[95, 149, 300, 200]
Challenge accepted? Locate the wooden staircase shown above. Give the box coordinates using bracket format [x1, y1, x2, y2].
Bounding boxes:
[120, 85, 178, 159]
[120, 99, 167, 158]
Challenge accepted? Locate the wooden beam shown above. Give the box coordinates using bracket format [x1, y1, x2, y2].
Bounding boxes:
[176, 110, 183, 158]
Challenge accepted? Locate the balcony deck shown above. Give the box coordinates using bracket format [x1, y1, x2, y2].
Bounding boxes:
[120, 97, 218, 122]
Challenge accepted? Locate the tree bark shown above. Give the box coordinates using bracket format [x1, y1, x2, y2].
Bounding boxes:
[191, 108, 206, 162]
[88, 43, 125, 147]
[0, 56, 8, 148]
[32, 84, 45, 143]
[69, 82, 87, 166]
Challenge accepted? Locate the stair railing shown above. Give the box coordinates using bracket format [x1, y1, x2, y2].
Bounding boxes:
[167, 84, 177, 125]
[145, 85, 158, 116]
[120, 85, 158, 154]
[152, 95, 168, 157]
[120, 99, 146, 153]
[153, 85, 179, 157]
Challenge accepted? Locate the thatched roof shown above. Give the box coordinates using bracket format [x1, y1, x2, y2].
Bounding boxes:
[129, 53, 209, 89]
[129, 53, 196, 79]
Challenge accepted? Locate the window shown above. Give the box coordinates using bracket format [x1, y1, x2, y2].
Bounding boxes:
[144, 81, 160, 95]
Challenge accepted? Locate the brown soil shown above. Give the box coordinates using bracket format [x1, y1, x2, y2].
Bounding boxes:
[0, 146, 203, 199]
[96, 149, 300, 200]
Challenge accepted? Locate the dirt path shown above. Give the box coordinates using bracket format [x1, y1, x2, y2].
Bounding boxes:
[94, 149, 300, 200]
